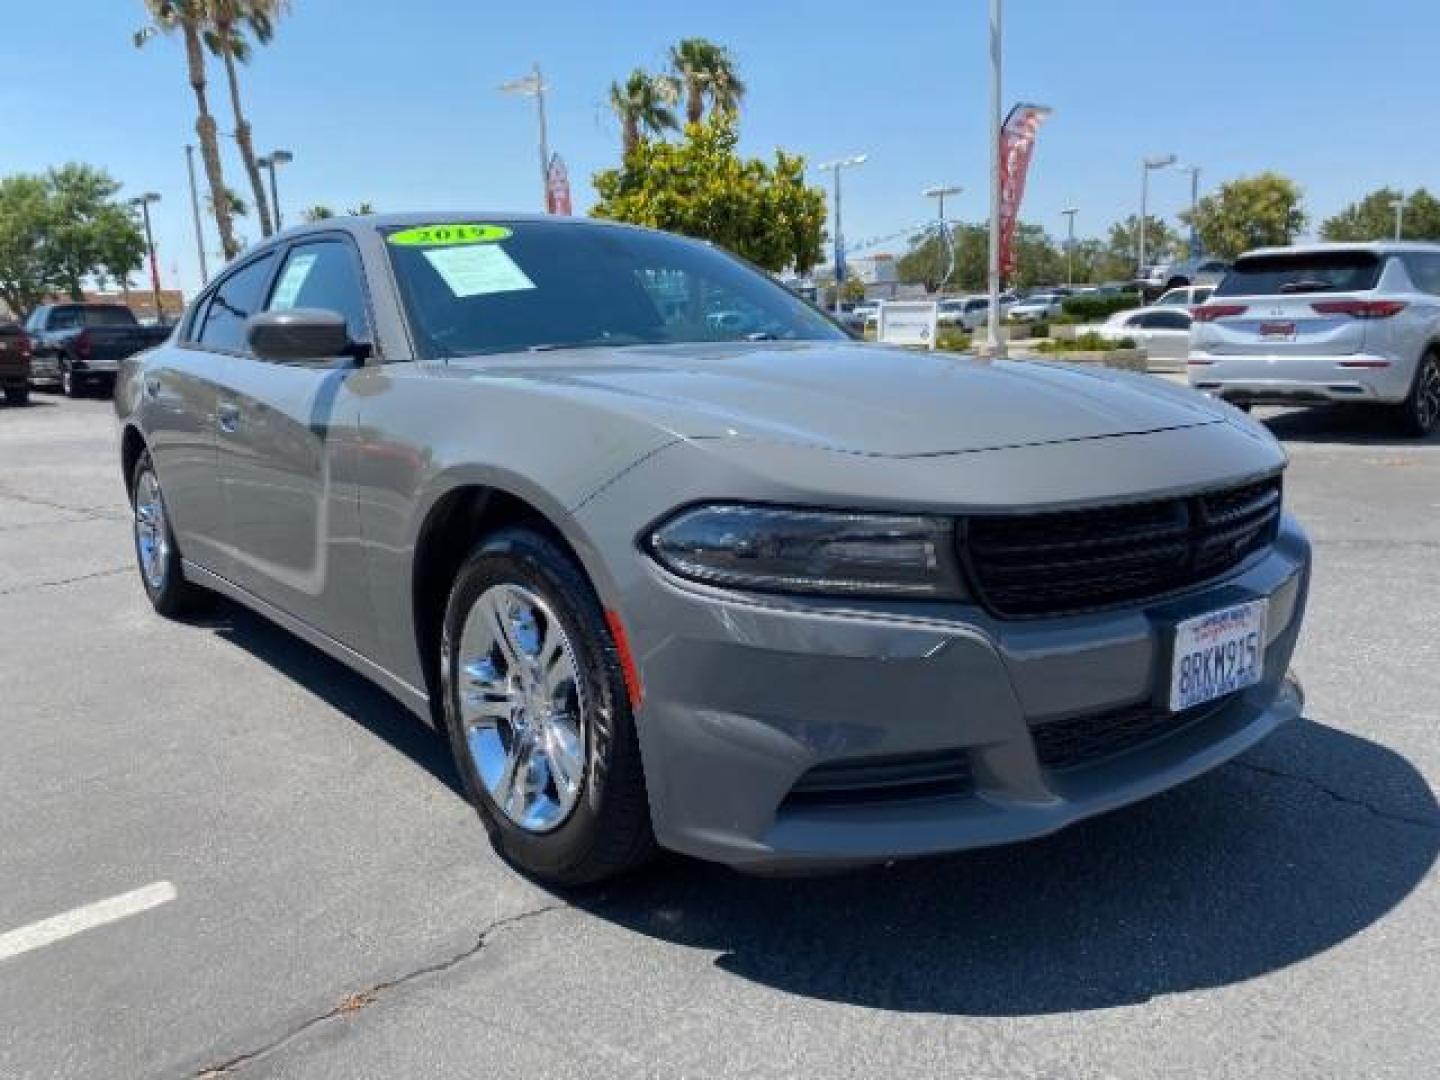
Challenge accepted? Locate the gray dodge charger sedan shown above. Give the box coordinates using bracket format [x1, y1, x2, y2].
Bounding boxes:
[115, 214, 1310, 883]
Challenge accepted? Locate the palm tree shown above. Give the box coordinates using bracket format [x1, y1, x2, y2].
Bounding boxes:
[136, 1, 239, 260]
[301, 205, 335, 223]
[608, 69, 678, 155]
[204, 1, 288, 239]
[668, 38, 745, 125]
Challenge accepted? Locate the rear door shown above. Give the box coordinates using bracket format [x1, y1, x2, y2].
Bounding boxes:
[151, 252, 279, 579]
[214, 236, 379, 654]
[1132, 309, 1192, 358]
[1197, 250, 1384, 357]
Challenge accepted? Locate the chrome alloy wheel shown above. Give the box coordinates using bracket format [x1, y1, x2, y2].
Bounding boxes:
[457, 583, 586, 833]
[133, 467, 170, 592]
[1417, 355, 1440, 433]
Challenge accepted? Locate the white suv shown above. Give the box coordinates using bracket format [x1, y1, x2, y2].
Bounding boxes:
[1189, 243, 1440, 436]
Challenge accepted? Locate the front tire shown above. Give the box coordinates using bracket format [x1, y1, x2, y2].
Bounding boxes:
[1396, 351, 1440, 438]
[130, 452, 208, 616]
[440, 527, 654, 885]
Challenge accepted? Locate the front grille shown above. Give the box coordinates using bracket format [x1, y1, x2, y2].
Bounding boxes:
[963, 475, 1282, 618]
[1032, 697, 1231, 771]
[782, 749, 974, 809]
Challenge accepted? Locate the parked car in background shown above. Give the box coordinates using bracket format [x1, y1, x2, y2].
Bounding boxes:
[1189, 242, 1440, 435]
[27, 304, 171, 397]
[1008, 292, 1064, 322]
[1088, 306, 1194, 366]
[1155, 284, 1214, 308]
[850, 301, 881, 332]
[1138, 258, 1231, 299]
[0, 322, 32, 405]
[938, 296, 991, 331]
[115, 213, 1309, 884]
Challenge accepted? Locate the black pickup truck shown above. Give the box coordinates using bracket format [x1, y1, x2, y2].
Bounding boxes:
[25, 304, 171, 397]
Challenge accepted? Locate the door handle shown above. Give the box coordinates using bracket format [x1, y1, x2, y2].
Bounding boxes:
[217, 401, 240, 433]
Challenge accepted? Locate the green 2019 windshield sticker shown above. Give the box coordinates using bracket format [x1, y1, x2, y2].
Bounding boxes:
[386, 224, 512, 246]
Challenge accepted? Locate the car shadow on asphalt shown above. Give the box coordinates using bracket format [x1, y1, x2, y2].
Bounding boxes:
[1260, 404, 1438, 445]
[200, 599, 465, 796]
[571, 717, 1437, 1016]
[197, 598, 1437, 1017]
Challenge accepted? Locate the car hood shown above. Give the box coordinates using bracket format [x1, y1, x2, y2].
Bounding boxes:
[448, 341, 1235, 457]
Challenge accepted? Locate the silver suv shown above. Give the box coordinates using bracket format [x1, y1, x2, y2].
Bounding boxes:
[1190, 242, 1440, 436]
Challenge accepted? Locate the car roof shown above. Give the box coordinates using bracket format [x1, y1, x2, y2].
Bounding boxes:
[265, 212, 649, 245]
[1239, 240, 1440, 258]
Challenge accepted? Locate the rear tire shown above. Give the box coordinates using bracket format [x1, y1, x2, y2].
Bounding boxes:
[439, 527, 655, 885]
[61, 364, 82, 398]
[130, 451, 209, 616]
[1395, 351, 1440, 438]
[4, 386, 27, 406]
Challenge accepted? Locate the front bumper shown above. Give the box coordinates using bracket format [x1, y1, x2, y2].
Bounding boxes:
[619, 514, 1310, 870]
[1189, 350, 1412, 405]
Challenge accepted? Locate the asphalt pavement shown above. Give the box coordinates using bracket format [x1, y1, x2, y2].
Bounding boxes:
[0, 392, 1435, 1079]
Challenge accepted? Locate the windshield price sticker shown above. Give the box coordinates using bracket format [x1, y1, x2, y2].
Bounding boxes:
[387, 224, 512, 247]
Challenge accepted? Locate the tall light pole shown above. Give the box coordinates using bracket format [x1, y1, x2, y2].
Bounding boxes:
[501, 64, 550, 210]
[129, 193, 164, 322]
[1062, 206, 1078, 287]
[985, 0, 1004, 357]
[1394, 190, 1407, 240]
[923, 185, 963, 289]
[1139, 153, 1176, 277]
[184, 145, 209, 286]
[257, 150, 293, 231]
[819, 154, 868, 314]
[1177, 164, 1201, 256]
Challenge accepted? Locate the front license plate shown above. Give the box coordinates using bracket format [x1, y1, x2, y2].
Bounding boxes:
[1168, 600, 1267, 712]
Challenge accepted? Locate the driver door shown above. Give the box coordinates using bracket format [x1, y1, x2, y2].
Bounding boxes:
[214, 236, 380, 658]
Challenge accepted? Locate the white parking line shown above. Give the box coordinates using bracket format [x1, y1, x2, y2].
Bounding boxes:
[0, 882, 177, 964]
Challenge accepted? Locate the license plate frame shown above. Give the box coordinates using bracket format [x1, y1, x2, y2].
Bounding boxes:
[1167, 600, 1267, 713]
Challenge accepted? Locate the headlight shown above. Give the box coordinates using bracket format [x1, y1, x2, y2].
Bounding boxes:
[646, 504, 967, 599]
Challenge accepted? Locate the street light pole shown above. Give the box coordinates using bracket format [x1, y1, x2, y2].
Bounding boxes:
[1062, 206, 1078, 287]
[1139, 153, 1177, 280]
[985, 0, 1004, 358]
[1178, 164, 1201, 256]
[129, 193, 163, 322]
[1395, 191, 1406, 240]
[184, 145, 209, 286]
[819, 154, 868, 314]
[923, 184, 963, 289]
[257, 150, 293, 231]
[501, 64, 551, 210]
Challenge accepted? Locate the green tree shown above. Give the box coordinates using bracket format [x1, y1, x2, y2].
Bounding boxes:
[0, 166, 145, 314]
[136, 1, 240, 259]
[591, 115, 825, 274]
[301, 204, 336, 222]
[668, 38, 745, 125]
[346, 202, 376, 216]
[898, 223, 989, 292]
[1321, 187, 1440, 241]
[204, 0, 289, 239]
[0, 175, 55, 316]
[1106, 214, 1183, 273]
[609, 69, 679, 156]
[1181, 172, 1306, 258]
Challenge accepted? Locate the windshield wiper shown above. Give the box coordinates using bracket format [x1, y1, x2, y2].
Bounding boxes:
[1278, 279, 1336, 293]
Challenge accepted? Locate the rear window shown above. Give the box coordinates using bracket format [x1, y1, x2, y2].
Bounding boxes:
[1215, 251, 1382, 297]
[49, 305, 139, 328]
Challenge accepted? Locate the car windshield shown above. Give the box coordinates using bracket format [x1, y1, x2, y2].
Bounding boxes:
[384, 221, 846, 359]
[1215, 251, 1383, 296]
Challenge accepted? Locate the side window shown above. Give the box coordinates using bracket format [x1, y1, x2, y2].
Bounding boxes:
[1402, 253, 1440, 296]
[1150, 310, 1192, 330]
[265, 240, 371, 343]
[198, 254, 277, 353]
[48, 308, 79, 331]
[24, 308, 45, 332]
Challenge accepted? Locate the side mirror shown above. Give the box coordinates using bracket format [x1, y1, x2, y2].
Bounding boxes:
[247, 309, 365, 363]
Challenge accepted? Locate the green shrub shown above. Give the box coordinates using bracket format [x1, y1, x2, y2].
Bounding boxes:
[936, 329, 972, 353]
[1032, 332, 1135, 354]
[1060, 293, 1141, 322]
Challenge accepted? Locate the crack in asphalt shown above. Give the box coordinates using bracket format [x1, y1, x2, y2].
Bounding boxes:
[1228, 758, 1439, 831]
[0, 566, 131, 596]
[191, 902, 569, 1077]
[0, 486, 126, 523]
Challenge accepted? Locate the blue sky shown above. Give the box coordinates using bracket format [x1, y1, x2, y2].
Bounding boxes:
[4, 0, 1437, 295]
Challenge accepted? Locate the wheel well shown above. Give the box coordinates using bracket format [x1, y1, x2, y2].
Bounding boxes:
[120, 426, 146, 500]
[411, 485, 582, 706]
